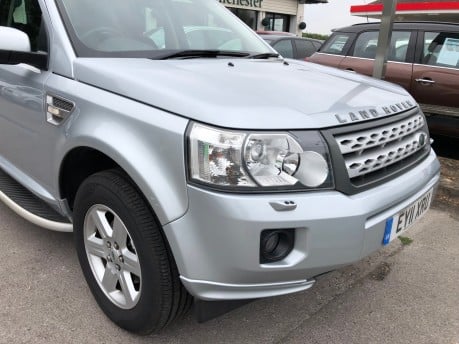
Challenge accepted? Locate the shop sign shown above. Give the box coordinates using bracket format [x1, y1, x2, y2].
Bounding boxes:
[219, 0, 263, 9]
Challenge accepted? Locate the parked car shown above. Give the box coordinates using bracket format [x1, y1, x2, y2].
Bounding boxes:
[258, 32, 322, 60]
[0, 0, 439, 335]
[308, 22, 459, 138]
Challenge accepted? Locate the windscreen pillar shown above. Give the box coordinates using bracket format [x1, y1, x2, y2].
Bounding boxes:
[372, 0, 398, 79]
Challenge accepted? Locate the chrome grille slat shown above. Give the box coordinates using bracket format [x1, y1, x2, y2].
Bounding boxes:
[345, 133, 424, 178]
[334, 113, 428, 180]
[336, 114, 424, 154]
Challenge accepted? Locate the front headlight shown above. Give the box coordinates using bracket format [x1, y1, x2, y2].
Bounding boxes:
[188, 122, 334, 191]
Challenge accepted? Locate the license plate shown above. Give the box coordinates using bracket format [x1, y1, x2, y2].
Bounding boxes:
[383, 188, 434, 245]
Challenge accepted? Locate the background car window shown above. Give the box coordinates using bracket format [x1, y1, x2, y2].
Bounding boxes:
[320, 34, 351, 55]
[389, 31, 411, 62]
[312, 41, 322, 50]
[0, 0, 47, 52]
[353, 31, 378, 58]
[272, 39, 294, 58]
[352, 31, 411, 62]
[294, 39, 316, 59]
[423, 31, 459, 69]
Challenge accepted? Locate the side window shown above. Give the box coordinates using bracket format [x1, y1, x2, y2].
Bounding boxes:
[0, 0, 47, 52]
[390, 31, 411, 62]
[294, 39, 316, 59]
[272, 39, 294, 59]
[423, 31, 459, 69]
[312, 41, 322, 50]
[320, 34, 351, 55]
[352, 31, 411, 62]
[353, 31, 378, 58]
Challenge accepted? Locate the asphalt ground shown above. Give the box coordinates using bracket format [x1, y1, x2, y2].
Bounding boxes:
[0, 141, 457, 344]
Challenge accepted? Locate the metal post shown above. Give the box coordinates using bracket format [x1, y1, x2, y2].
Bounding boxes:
[372, 0, 398, 79]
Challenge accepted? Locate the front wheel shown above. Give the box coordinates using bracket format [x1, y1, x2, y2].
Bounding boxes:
[73, 169, 191, 334]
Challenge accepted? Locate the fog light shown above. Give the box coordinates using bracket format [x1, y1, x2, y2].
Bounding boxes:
[260, 229, 295, 264]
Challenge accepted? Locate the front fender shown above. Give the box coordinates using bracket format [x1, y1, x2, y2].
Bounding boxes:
[49, 74, 190, 225]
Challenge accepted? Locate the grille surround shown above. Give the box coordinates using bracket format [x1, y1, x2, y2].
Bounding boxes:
[335, 113, 428, 179]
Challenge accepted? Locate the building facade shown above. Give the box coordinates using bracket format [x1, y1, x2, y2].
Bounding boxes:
[219, 0, 305, 34]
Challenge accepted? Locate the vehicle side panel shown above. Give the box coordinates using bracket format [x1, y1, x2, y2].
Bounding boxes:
[45, 73, 190, 225]
[411, 64, 459, 110]
[307, 52, 345, 66]
[338, 58, 414, 91]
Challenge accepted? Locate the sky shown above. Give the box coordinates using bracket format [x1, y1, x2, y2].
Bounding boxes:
[303, 0, 378, 35]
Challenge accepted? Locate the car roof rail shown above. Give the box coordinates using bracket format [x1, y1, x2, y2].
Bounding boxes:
[350, 21, 459, 27]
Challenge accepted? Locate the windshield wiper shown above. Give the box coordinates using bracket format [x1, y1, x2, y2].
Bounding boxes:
[158, 50, 250, 60]
[248, 53, 280, 59]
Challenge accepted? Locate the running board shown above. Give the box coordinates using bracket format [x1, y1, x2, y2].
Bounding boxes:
[0, 168, 72, 232]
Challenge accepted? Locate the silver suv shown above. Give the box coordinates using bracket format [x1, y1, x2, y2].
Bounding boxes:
[0, 0, 440, 334]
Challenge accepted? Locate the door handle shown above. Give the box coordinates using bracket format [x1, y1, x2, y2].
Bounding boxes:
[345, 68, 355, 73]
[415, 78, 436, 85]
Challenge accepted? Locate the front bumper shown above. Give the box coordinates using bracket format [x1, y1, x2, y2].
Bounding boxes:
[164, 150, 440, 300]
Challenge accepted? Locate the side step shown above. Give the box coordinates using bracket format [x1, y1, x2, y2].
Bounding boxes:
[0, 168, 72, 232]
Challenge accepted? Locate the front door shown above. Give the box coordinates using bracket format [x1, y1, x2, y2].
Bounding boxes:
[0, 0, 56, 201]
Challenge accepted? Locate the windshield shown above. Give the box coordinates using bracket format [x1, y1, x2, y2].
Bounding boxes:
[56, 0, 273, 58]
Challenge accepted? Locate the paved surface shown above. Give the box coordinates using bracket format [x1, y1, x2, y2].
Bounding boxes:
[0, 162, 458, 343]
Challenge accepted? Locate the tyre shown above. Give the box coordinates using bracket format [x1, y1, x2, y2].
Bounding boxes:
[73, 169, 191, 334]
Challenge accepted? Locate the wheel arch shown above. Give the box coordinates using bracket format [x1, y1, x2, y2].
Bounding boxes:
[58, 140, 189, 226]
[59, 146, 119, 210]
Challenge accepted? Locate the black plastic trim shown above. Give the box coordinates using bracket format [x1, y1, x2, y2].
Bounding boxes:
[0, 168, 70, 223]
[0, 50, 48, 70]
[259, 228, 295, 264]
[194, 299, 255, 323]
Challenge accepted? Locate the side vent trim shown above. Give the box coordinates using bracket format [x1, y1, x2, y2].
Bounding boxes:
[46, 94, 75, 125]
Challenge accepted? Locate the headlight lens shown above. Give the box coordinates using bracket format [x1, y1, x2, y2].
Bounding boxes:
[188, 124, 255, 187]
[188, 123, 334, 191]
[244, 134, 303, 187]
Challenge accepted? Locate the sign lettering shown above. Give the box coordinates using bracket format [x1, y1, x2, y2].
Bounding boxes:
[219, 0, 263, 8]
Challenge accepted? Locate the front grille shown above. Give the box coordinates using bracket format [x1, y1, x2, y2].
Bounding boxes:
[334, 112, 428, 180]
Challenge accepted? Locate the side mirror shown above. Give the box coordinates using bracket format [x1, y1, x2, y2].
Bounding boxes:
[0, 26, 47, 70]
[0, 26, 31, 52]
